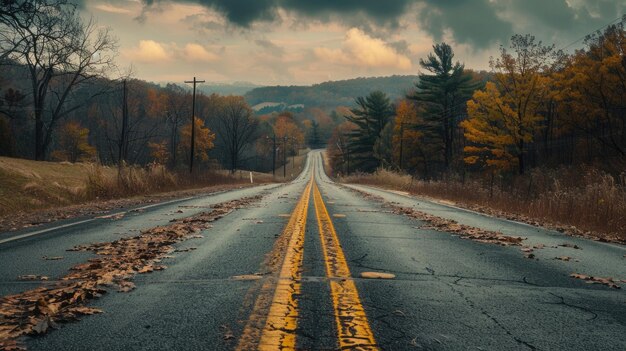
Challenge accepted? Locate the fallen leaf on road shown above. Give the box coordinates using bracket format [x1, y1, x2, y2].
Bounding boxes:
[117, 281, 135, 292]
[388, 205, 524, 247]
[570, 273, 621, 289]
[0, 340, 26, 351]
[42, 256, 63, 261]
[0, 195, 263, 350]
[555, 256, 572, 261]
[360, 272, 396, 279]
[17, 275, 49, 281]
[220, 324, 235, 340]
[174, 247, 197, 253]
[332, 214, 347, 218]
[559, 243, 582, 249]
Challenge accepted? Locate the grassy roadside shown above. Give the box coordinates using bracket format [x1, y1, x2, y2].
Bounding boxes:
[329, 163, 626, 244]
[0, 156, 274, 220]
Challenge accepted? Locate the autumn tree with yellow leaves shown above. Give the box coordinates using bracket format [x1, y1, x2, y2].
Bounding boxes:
[178, 117, 216, 165]
[462, 34, 557, 174]
[555, 21, 626, 162]
[392, 99, 424, 172]
[51, 121, 96, 163]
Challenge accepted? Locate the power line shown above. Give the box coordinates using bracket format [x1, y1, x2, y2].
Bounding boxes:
[560, 15, 624, 51]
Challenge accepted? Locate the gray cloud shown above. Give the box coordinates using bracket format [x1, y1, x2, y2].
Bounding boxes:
[141, 0, 415, 27]
[254, 39, 285, 56]
[387, 40, 411, 56]
[418, 0, 513, 48]
[137, 0, 625, 49]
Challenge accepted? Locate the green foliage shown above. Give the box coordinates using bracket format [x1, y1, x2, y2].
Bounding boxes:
[345, 91, 394, 172]
[410, 43, 480, 171]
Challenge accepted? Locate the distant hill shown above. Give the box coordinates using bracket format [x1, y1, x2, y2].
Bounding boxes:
[244, 75, 419, 111]
[197, 82, 260, 96]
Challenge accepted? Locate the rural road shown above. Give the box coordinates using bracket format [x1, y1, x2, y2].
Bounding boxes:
[1, 150, 625, 350]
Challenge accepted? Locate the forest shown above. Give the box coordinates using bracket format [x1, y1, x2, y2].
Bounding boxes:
[327, 19, 626, 239]
[0, 0, 324, 177]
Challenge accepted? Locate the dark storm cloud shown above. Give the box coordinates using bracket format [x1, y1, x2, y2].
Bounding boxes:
[141, 0, 416, 27]
[507, 0, 625, 31]
[507, 0, 577, 30]
[418, 0, 513, 48]
[137, 0, 625, 49]
[387, 40, 411, 56]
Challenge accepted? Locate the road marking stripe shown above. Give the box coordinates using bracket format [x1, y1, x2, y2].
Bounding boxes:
[237, 179, 312, 350]
[313, 181, 379, 350]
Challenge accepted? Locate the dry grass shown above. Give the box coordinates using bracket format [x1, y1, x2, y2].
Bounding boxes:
[85, 164, 178, 199]
[0, 157, 97, 215]
[0, 156, 274, 217]
[340, 167, 626, 243]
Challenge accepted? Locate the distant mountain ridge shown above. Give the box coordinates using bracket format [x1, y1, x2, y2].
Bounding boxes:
[197, 81, 260, 96]
[244, 75, 419, 111]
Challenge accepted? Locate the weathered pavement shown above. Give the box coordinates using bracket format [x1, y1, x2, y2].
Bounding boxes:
[0, 150, 624, 350]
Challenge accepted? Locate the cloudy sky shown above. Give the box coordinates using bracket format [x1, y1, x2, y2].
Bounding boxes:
[82, 0, 625, 85]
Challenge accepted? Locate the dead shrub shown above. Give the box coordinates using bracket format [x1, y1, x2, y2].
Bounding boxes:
[340, 167, 626, 242]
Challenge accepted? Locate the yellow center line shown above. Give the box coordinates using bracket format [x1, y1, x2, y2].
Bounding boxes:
[237, 178, 312, 351]
[313, 180, 379, 350]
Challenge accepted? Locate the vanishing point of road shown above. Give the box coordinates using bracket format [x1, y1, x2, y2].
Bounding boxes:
[1, 151, 625, 350]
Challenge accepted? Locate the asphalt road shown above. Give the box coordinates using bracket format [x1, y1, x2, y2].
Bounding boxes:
[1, 150, 625, 350]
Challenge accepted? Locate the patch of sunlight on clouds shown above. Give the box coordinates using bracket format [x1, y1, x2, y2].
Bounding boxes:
[314, 28, 412, 70]
[184, 43, 220, 62]
[123, 40, 172, 64]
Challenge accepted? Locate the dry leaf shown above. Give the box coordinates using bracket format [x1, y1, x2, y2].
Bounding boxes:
[570, 273, 621, 289]
[17, 275, 49, 281]
[559, 243, 582, 249]
[0, 195, 262, 348]
[389, 205, 524, 247]
[117, 281, 136, 292]
[42, 256, 64, 261]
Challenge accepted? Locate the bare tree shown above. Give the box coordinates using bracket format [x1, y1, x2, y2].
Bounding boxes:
[214, 96, 257, 173]
[1, 0, 117, 160]
[164, 84, 190, 168]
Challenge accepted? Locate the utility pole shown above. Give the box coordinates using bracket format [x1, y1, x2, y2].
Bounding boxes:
[267, 135, 276, 176]
[399, 122, 405, 171]
[343, 133, 351, 175]
[292, 137, 296, 170]
[184, 77, 205, 174]
[119, 79, 128, 165]
[283, 136, 287, 178]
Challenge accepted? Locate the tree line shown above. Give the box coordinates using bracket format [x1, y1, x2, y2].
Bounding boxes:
[0, 0, 316, 175]
[329, 18, 626, 179]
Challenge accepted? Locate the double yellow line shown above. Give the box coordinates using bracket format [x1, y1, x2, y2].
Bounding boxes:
[237, 173, 378, 350]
